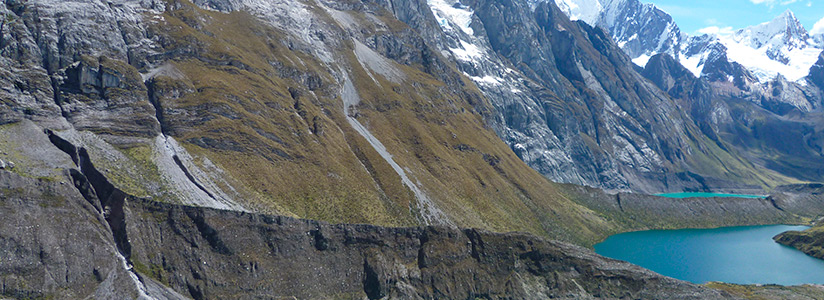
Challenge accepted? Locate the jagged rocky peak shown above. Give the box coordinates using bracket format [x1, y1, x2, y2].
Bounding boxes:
[549, 1, 822, 83]
[549, 0, 684, 63]
[601, 0, 683, 63]
[733, 9, 810, 50]
[704, 9, 820, 83]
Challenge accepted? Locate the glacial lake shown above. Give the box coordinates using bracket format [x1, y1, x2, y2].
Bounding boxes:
[594, 225, 824, 285]
[655, 192, 766, 199]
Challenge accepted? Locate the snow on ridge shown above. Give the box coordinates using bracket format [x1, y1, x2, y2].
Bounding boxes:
[469, 75, 503, 86]
[703, 9, 820, 82]
[720, 34, 821, 82]
[554, 0, 602, 24]
[731, 9, 809, 50]
[632, 54, 650, 67]
[553, 0, 821, 82]
[449, 40, 483, 62]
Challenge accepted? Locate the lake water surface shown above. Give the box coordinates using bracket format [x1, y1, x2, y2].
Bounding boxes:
[594, 225, 824, 285]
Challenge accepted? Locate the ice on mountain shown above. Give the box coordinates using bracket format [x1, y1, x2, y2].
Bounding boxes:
[554, 0, 602, 24]
[469, 75, 503, 86]
[450, 40, 484, 62]
[428, 0, 474, 35]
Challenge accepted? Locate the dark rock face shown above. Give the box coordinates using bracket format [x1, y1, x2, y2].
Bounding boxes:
[596, 0, 684, 59]
[0, 168, 742, 299]
[56, 56, 161, 144]
[810, 51, 824, 90]
[0, 170, 184, 299]
[126, 199, 742, 300]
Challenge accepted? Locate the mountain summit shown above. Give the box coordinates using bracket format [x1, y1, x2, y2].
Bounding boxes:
[733, 9, 810, 51]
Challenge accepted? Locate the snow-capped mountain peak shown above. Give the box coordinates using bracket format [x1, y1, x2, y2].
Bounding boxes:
[551, 0, 822, 83]
[732, 9, 809, 51]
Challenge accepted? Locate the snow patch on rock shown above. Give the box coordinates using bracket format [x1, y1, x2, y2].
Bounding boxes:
[427, 0, 474, 35]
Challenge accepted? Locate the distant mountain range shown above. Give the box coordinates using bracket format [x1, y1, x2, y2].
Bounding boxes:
[552, 0, 824, 84]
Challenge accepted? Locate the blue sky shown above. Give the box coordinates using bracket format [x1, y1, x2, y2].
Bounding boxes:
[644, 0, 824, 35]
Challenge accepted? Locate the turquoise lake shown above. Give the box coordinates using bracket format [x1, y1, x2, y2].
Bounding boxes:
[655, 192, 765, 199]
[594, 225, 824, 285]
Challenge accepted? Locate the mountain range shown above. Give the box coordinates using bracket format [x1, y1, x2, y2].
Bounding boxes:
[1, 0, 824, 298]
[553, 0, 824, 83]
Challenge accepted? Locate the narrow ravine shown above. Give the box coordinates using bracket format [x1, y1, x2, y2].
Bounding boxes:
[45, 129, 157, 299]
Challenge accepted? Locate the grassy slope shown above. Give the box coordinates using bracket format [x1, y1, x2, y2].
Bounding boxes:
[774, 224, 824, 260]
[124, 0, 619, 246]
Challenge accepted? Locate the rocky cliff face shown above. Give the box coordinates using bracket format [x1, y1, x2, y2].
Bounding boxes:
[3, 0, 642, 244]
[414, 0, 791, 193]
[0, 165, 750, 300]
[548, 0, 824, 163]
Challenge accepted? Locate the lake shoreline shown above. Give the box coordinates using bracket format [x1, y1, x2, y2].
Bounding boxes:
[594, 224, 824, 286]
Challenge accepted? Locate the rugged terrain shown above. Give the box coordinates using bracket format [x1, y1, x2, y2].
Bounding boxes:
[550, 0, 824, 187]
[1, 167, 750, 299]
[1, 0, 824, 298]
[424, 0, 801, 192]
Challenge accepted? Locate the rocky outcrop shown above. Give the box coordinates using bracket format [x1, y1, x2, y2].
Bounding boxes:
[0, 169, 185, 300]
[771, 184, 824, 260]
[774, 227, 824, 260]
[126, 198, 743, 299]
[57, 55, 161, 145]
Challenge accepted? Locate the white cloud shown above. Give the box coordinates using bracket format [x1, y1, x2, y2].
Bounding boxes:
[812, 16, 824, 35]
[749, 0, 801, 7]
[697, 26, 735, 36]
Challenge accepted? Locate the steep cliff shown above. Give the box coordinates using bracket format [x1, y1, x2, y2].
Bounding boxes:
[0, 166, 747, 299]
[410, 0, 790, 192]
[0, 0, 635, 245]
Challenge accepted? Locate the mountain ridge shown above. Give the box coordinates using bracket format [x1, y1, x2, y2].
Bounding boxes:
[550, 0, 824, 83]
[1, 0, 824, 298]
